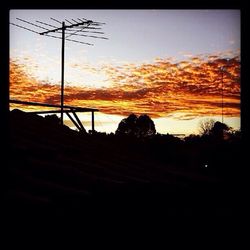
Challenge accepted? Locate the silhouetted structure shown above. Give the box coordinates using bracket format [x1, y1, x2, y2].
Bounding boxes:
[10, 17, 107, 125]
[10, 99, 98, 133]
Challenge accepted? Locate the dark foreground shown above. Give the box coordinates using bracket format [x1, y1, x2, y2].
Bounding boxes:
[5, 110, 243, 219]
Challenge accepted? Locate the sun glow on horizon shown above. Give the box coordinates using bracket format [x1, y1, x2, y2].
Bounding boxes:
[18, 111, 239, 136]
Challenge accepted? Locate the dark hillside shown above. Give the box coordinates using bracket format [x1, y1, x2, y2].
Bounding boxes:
[6, 109, 242, 218]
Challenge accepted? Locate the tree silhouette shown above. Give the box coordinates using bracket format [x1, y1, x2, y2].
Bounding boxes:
[210, 121, 230, 139]
[116, 114, 156, 138]
[199, 119, 215, 136]
[136, 114, 156, 137]
[199, 119, 230, 140]
[116, 113, 137, 136]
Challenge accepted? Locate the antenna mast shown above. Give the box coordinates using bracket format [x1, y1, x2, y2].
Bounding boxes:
[11, 16, 108, 126]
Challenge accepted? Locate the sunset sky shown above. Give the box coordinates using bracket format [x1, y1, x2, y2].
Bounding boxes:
[9, 9, 241, 135]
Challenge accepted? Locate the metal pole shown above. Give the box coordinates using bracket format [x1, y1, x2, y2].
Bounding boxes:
[61, 21, 65, 125]
[92, 111, 95, 132]
[221, 68, 224, 124]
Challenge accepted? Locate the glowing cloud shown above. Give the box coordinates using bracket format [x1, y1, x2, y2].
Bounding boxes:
[10, 52, 240, 119]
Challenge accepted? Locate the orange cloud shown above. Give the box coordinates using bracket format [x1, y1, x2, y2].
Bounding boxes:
[9, 53, 240, 119]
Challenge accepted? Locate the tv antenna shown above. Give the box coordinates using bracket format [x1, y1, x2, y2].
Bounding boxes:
[10, 16, 108, 125]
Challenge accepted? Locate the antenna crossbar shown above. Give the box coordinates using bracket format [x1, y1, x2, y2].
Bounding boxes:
[16, 18, 49, 30]
[10, 22, 39, 34]
[36, 20, 58, 28]
[39, 20, 93, 35]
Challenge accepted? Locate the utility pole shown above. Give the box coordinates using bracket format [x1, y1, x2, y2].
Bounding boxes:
[11, 16, 108, 126]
